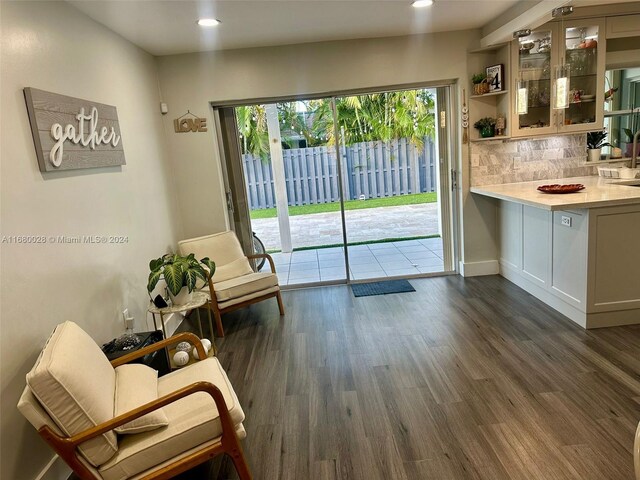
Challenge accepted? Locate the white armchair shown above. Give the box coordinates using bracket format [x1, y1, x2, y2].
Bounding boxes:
[17, 321, 251, 480]
[178, 231, 284, 337]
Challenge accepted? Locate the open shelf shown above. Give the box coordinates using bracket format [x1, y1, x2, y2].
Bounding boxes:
[581, 157, 633, 166]
[470, 136, 511, 142]
[470, 90, 509, 99]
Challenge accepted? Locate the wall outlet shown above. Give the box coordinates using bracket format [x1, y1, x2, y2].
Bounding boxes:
[122, 308, 129, 321]
[561, 215, 572, 227]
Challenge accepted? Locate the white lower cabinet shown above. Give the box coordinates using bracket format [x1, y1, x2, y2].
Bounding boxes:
[498, 200, 640, 328]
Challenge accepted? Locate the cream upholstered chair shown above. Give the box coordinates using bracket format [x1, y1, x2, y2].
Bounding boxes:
[178, 231, 284, 337]
[17, 321, 252, 480]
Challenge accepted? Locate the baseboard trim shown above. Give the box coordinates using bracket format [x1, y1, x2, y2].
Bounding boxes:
[35, 455, 70, 480]
[459, 260, 499, 277]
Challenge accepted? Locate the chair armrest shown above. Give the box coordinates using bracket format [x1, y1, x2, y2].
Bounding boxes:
[110, 332, 206, 368]
[64, 381, 232, 446]
[246, 253, 276, 274]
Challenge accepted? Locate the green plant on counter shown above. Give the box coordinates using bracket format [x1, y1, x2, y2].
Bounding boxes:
[471, 73, 487, 85]
[147, 253, 216, 296]
[586, 131, 611, 149]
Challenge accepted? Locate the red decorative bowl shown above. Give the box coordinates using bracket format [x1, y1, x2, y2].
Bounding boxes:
[537, 184, 585, 194]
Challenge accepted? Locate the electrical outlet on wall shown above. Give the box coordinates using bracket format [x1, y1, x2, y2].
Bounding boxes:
[122, 308, 129, 321]
[561, 215, 572, 227]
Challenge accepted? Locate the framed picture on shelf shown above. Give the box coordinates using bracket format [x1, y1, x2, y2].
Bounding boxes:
[486, 64, 504, 93]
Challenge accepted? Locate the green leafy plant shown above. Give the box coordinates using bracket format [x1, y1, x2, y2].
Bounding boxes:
[147, 253, 216, 296]
[473, 117, 496, 130]
[471, 73, 487, 85]
[586, 131, 611, 149]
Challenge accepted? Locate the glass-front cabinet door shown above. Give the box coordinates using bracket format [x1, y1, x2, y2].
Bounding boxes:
[558, 19, 606, 133]
[511, 26, 558, 137]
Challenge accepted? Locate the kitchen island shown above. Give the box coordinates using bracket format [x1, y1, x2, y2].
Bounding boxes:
[471, 176, 640, 329]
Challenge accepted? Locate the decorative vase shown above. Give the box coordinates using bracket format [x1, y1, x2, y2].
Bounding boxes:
[480, 125, 495, 138]
[587, 148, 601, 162]
[169, 286, 193, 306]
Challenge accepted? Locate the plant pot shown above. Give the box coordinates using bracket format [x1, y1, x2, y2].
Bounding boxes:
[169, 286, 193, 306]
[480, 126, 495, 138]
[587, 148, 601, 162]
[625, 143, 640, 158]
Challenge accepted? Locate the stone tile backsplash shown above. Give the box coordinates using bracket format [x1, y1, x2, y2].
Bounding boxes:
[470, 134, 597, 186]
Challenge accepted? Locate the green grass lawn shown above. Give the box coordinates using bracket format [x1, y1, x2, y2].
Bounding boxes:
[250, 192, 437, 220]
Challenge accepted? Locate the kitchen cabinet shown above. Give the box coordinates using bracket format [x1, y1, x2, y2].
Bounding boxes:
[606, 14, 640, 38]
[511, 19, 606, 138]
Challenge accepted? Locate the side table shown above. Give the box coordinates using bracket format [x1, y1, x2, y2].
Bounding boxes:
[147, 291, 216, 349]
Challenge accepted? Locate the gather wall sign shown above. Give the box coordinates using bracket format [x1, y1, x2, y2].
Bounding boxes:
[24, 88, 126, 172]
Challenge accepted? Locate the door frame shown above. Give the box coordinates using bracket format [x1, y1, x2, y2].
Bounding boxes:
[211, 81, 460, 287]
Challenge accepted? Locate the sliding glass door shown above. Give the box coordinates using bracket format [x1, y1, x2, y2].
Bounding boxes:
[216, 84, 456, 287]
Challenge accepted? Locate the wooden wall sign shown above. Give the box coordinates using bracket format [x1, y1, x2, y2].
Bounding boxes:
[173, 111, 207, 133]
[24, 88, 126, 172]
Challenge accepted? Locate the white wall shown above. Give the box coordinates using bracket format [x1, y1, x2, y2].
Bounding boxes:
[155, 31, 499, 265]
[0, 2, 183, 478]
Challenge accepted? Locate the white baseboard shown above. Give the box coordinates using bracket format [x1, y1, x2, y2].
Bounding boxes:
[459, 260, 499, 277]
[35, 455, 70, 480]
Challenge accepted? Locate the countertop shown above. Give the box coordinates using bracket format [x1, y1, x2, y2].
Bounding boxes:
[470, 176, 640, 210]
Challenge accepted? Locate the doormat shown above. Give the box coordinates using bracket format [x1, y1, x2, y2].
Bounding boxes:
[351, 279, 415, 297]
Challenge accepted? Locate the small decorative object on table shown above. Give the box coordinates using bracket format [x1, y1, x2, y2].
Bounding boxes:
[175, 341, 192, 353]
[173, 350, 190, 367]
[147, 253, 216, 306]
[586, 131, 611, 162]
[474, 117, 496, 138]
[471, 73, 489, 95]
[192, 338, 212, 360]
[537, 184, 585, 194]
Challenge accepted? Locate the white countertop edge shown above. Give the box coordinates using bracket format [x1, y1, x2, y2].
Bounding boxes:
[470, 176, 640, 211]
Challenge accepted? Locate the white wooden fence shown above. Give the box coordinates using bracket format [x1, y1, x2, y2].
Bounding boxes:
[243, 137, 436, 210]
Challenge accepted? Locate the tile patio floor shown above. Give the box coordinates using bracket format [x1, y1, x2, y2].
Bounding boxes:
[261, 237, 444, 286]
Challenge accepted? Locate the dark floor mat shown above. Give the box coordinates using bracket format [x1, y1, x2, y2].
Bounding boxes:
[351, 279, 415, 297]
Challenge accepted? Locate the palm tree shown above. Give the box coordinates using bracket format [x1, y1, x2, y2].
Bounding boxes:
[235, 89, 435, 158]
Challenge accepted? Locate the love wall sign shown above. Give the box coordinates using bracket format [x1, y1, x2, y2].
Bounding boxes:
[24, 88, 126, 172]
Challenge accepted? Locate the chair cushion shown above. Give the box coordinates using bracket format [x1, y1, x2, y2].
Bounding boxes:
[214, 272, 279, 302]
[114, 364, 168, 434]
[26, 321, 117, 467]
[218, 286, 280, 311]
[178, 232, 254, 283]
[98, 357, 245, 480]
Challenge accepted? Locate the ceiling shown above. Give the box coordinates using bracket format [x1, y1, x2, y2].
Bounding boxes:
[69, 0, 534, 56]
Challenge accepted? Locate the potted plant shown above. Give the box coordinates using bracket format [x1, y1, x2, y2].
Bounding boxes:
[472, 73, 489, 95]
[147, 253, 216, 306]
[623, 108, 639, 158]
[474, 117, 496, 138]
[586, 131, 611, 162]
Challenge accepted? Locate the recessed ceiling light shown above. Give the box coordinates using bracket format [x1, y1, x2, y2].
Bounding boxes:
[197, 18, 220, 27]
[412, 0, 434, 7]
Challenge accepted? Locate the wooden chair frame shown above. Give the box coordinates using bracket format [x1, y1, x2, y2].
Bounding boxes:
[36, 332, 252, 480]
[205, 253, 285, 337]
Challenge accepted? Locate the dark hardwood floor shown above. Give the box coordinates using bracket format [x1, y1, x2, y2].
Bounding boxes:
[74, 275, 640, 479]
[180, 275, 640, 480]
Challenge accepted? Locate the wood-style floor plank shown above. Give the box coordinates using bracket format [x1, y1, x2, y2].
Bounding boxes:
[78, 274, 640, 480]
